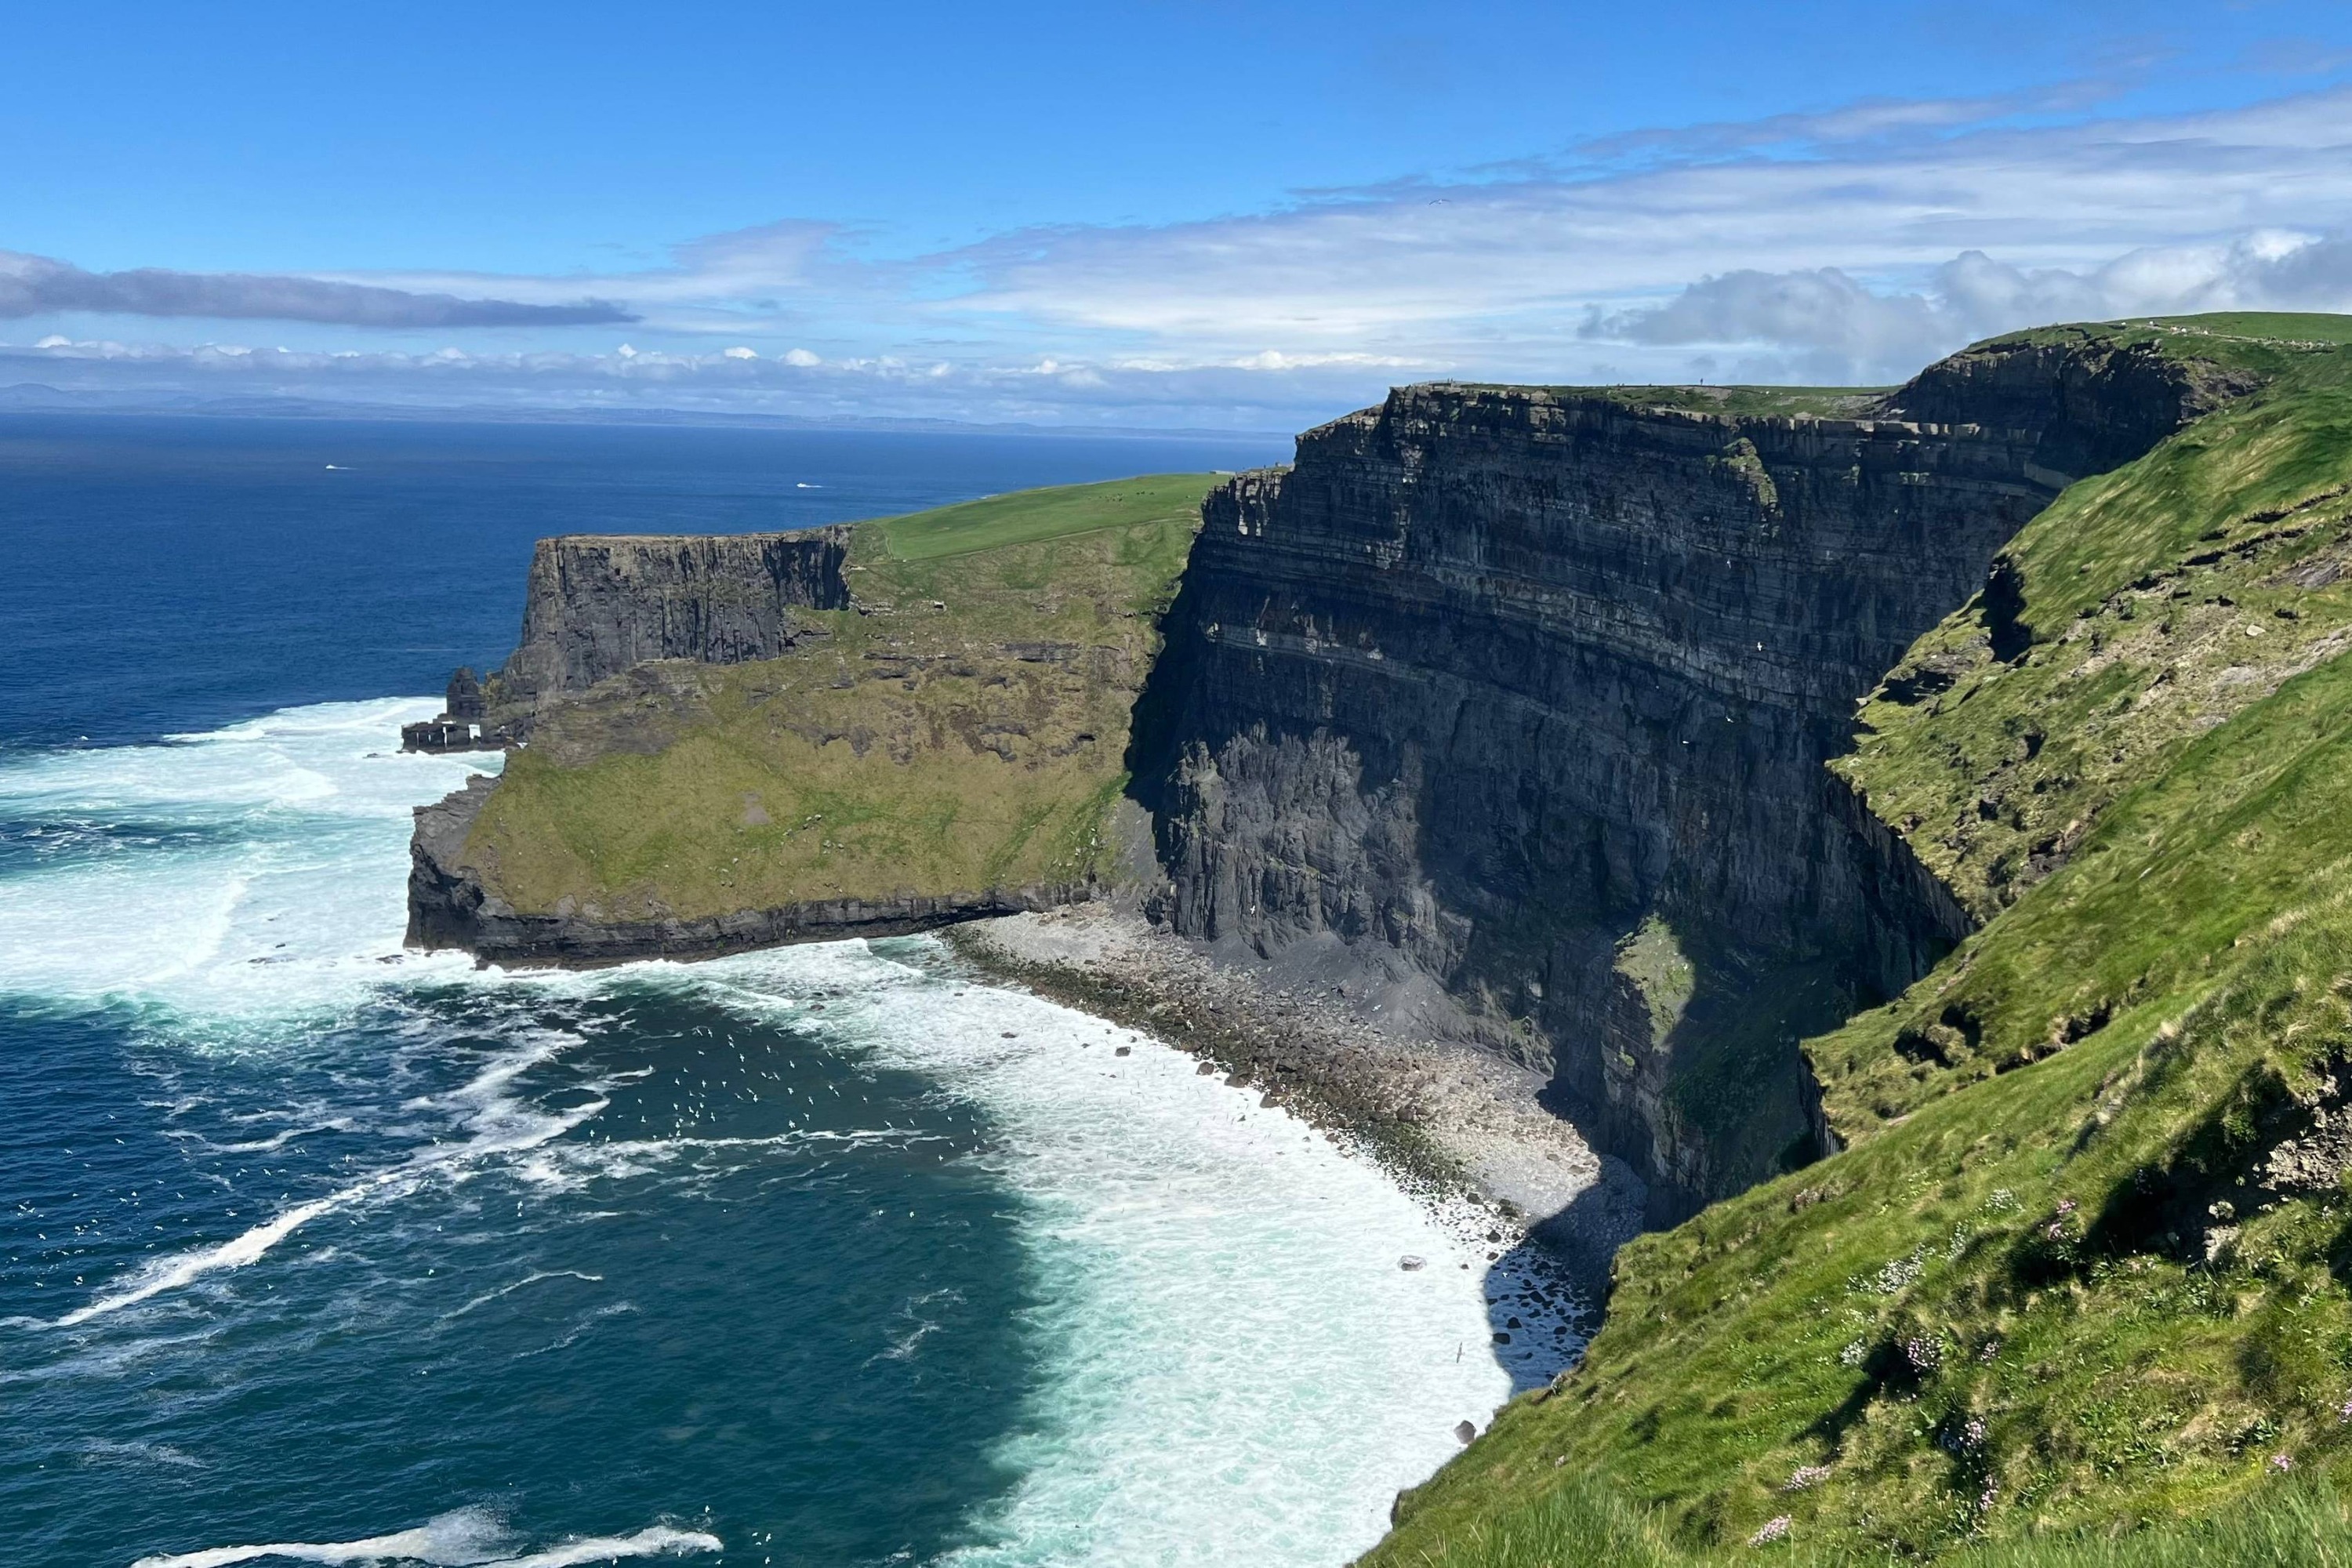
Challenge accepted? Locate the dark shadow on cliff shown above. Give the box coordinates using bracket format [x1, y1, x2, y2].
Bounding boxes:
[1497, 906, 1861, 1226]
[1118, 517, 1217, 837]
[1480, 1156, 1648, 1394]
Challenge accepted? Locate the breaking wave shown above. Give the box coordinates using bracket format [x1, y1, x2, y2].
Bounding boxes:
[2, 702, 1520, 1568]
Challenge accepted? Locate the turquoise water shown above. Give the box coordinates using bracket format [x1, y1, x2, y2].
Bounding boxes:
[0, 420, 1519, 1568]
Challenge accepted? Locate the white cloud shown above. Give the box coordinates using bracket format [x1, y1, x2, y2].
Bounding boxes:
[17, 83, 2352, 422]
[1586, 233, 2352, 382]
[1, 333, 1401, 431]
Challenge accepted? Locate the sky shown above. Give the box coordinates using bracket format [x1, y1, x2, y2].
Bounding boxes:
[11, 1, 2352, 431]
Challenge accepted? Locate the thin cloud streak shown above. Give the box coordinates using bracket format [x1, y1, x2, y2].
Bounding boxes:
[0, 252, 636, 328]
[938, 85, 2352, 356]
[2, 336, 1402, 432]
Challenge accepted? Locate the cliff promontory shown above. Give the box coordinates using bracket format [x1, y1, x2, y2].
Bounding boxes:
[492, 527, 852, 716]
[405, 476, 1216, 963]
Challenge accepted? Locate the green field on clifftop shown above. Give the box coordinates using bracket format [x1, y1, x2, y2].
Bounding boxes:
[458, 476, 1218, 920]
[1374, 318, 2352, 1563]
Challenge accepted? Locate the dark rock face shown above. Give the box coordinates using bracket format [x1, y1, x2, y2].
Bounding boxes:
[1130, 376, 2216, 1218]
[405, 772, 1092, 965]
[399, 718, 491, 754]
[398, 669, 512, 754]
[1877, 332, 2259, 481]
[445, 667, 486, 722]
[494, 528, 851, 712]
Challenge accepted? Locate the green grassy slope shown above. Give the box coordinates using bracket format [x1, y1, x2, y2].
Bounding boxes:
[459, 475, 1219, 919]
[1372, 318, 2352, 1563]
[866, 471, 1218, 561]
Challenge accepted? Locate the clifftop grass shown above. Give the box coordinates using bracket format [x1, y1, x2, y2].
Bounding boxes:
[459, 475, 1218, 920]
[1373, 316, 2352, 1563]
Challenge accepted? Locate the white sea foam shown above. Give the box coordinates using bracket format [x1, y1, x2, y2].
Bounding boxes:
[129, 1506, 509, 1566]
[59, 1189, 360, 1327]
[0, 698, 491, 1018]
[128, 1509, 717, 1568]
[477, 1526, 721, 1567]
[702, 942, 1518, 1567]
[439, 1270, 604, 1323]
[16, 702, 1526, 1567]
[59, 1031, 605, 1328]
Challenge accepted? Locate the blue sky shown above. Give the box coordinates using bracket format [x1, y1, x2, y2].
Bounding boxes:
[10, 1, 2352, 429]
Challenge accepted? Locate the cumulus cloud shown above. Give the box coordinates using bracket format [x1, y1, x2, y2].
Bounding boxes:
[1584, 234, 2352, 381]
[0, 251, 635, 327]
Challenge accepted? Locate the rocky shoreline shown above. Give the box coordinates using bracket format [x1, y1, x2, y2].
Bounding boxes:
[943, 902, 1647, 1309]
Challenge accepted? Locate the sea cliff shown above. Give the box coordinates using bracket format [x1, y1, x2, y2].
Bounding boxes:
[1128, 335, 2244, 1218]
[493, 526, 853, 717]
[403, 314, 2352, 1559]
[410, 331, 2251, 1215]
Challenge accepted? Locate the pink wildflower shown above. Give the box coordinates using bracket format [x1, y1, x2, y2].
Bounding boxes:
[1749, 1515, 1792, 1546]
[1782, 1465, 1831, 1492]
[2273, 1453, 2295, 1473]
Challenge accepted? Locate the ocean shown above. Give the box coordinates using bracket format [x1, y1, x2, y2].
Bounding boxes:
[0, 415, 1527, 1568]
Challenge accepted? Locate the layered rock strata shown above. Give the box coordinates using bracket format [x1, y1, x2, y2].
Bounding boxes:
[492, 528, 851, 715]
[1130, 347, 2233, 1219]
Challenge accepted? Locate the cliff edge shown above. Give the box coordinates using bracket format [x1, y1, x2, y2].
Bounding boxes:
[405, 476, 1215, 964]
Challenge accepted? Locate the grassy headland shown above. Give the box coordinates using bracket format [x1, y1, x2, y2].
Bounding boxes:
[1373, 317, 2352, 1562]
[458, 475, 1221, 920]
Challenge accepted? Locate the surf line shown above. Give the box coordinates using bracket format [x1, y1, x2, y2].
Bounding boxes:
[56, 1052, 607, 1330]
[130, 1509, 720, 1568]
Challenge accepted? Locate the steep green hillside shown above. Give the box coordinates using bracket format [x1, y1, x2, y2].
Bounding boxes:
[1373, 319, 2352, 1562]
[459, 476, 1215, 920]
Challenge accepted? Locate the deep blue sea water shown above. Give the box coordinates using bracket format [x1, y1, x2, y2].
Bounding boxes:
[0, 415, 1545, 1568]
[0, 414, 1285, 750]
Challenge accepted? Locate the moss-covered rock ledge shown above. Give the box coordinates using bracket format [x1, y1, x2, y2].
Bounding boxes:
[406, 474, 1218, 964]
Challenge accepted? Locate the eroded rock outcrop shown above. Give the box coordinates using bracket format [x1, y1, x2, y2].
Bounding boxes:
[405, 483, 1209, 966]
[492, 528, 851, 716]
